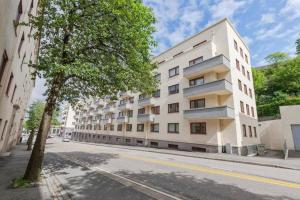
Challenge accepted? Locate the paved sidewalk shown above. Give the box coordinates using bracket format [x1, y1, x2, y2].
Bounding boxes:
[73, 141, 300, 171]
[0, 144, 52, 200]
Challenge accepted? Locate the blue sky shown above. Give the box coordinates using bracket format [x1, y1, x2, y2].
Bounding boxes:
[30, 0, 300, 102]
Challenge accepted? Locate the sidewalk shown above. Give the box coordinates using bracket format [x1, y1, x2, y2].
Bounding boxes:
[73, 141, 300, 171]
[0, 144, 52, 200]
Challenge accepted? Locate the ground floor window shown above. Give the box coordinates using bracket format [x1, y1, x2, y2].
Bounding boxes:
[168, 123, 179, 133]
[126, 124, 132, 132]
[117, 124, 122, 131]
[150, 141, 158, 147]
[137, 140, 143, 144]
[190, 123, 206, 134]
[168, 144, 178, 149]
[137, 124, 144, 132]
[150, 123, 159, 132]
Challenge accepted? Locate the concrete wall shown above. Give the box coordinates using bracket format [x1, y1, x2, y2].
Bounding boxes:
[0, 0, 38, 152]
[259, 105, 300, 151]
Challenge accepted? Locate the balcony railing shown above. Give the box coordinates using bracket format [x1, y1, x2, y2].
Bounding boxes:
[183, 79, 232, 98]
[138, 97, 156, 107]
[183, 106, 234, 119]
[103, 118, 112, 124]
[137, 114, 155, 122]
[103, 106, 116, 113]
[183, 54, 230, 78]
[118, 102, 133, 110]
[117, 116, 129, 123]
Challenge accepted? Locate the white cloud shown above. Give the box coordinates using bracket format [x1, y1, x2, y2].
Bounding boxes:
[242, 36, 253, 46]
[260, 13, 275, 24]
[209, 0, 247, 21]
[281, 0, 300, 20]
[256, 24, 283, 40]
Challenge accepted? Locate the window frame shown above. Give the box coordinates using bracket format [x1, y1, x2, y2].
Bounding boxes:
[168, 84, 179, 95]
[190, 98, 205, 109]
[169, 66, 179, 78]
[189, 76, 204, 87]
[190, 122, 206, 135]
[137, 124, 144, 132]
[168, 103, 179, 113]
[168, 123, 179, 134]
[150, 123, 159, 133]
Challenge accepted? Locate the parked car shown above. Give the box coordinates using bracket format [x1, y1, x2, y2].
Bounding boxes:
[62, 138, 70, 142]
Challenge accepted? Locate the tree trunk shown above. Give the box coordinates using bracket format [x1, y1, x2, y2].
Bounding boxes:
[23, 74, 64, 182]
[27, 130, 35, 151]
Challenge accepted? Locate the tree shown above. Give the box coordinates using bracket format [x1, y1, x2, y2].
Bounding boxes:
[296, 36, 300, 55]
[25, 101, 45, 151]
[265, 52, 289, 65]
[24, 0, 157, 182]
[252, 68, 266, 96]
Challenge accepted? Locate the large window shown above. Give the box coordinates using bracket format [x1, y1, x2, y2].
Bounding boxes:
[234, 40, 238, 51]
[189, 77, 204, 87]
[151, 106, 160, 114]
[190, 99, 205, 109]
[138, 108, 145, 115]
[126, 124, 132, 132]
[189, 56, 203, 66]
[117, 124, 122, 131]
[168, 123, 179, 133]
[242, 124, 247, 137]
[236, 59, 240, 70]
[169, 66, 179, 78]
[248, 126, 253, 137]
[0, 50, 8, 83]
[128, 110, 133, 117]
[137, 124, 144, 132]
[240, 101, 244, 113]
[152, 89, 160, 98]
[168, 103, 179, 113]
[190, 123, 206, 134]
[168, 84, 179, 95]
[238, 79, 242, 91]
[150, 123, 159, 132]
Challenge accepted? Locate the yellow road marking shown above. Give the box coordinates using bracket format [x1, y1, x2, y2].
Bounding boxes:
[123, 155, 300, 189]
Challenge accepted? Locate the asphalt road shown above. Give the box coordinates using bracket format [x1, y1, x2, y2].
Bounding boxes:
[44, 138, 300, 200]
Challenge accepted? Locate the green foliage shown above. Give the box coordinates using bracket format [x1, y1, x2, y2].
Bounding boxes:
[253, 54, 300, 117]
[29, 0, 157, 105]
[264, 52, 289, 65]
[25, 101, 45, 132]
[11, 177, 30, 188]
[296, 36, 300, 55]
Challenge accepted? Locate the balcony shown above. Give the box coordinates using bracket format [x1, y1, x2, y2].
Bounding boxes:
[183, 106, 234, 120]
[183, 79, 232, 98]
[103, 118, 112, 124]
[118, 103, 133, 110]
[117, 116, 129, 123]
[138, 97, 156, 107]
[103, 106, 116, 113]
[137, 114, 155, 123]
[183, 54, 230, 79]
[94, 99, 105, 106]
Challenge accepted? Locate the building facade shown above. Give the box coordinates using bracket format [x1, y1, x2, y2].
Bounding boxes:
[60, 104, 75, 138]
[0, 0, 39, 153]
[72, 19, 260, 155]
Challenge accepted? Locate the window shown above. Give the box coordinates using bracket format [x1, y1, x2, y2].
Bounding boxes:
[138, 108, 145, 115]
[168, 144, 178, 149]
[240, 48, 244, 58]
[254, 127, 257, 137]
[168, 123, 179, 133]
[11, 85, 17, 103]
[118, 111, 125, 117]
[128, 110, 133, 117]
[193, 40, 207, 48]
[238, 79, 242, 91]
[169, 66, 179, 77]
[1, 120, 8, 140]
[119, 99, 126, 105]
[6, 73, 14, 96]
[129, 97, 134, 103]
[168, 103, 179, 113]
[190, 99, 205, 109]
[242, 66, 245, 76]
[137, 140, 143, 144]
[189, 56, 203, 66]
[18, 33, 25, 56]
[15, 0, 23, 28]
[117, 124, 122, 131]
[236, 59, 240, 70]
[168, 84, 179, 95]
[249, 88, 252, 98]
[189, 77, 204, 87]
[110, 125, 114, 131]
[151, 106, 160, 114]
[251, 107, 255, 117]
[247, 71, 250, 80]
[234, 40, 238, 51]
[150, 123, 159, 132]
[139, 94, 146, 100]
[154, 73, 161, 82]
[137, 124, 144, 132]
[244, 84, 248, 95]
[245, 54, 249, 64]
[243, 124, 247, 137]
[150, 141, 158, 147]
[0, 50, 8, 83]
[190, 123, 206, 134]
[20, 53, 25, 71]
[126, 124, 132, 132]
[249, 126, 253, 137]
[125, 138, 131, 143]
[246, 104, 250, 115]
[152, 89, 160, 98]
[240, 101, 244, 113]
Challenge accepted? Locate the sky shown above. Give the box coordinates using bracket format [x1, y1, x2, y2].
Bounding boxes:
[30, 0, 300, 103]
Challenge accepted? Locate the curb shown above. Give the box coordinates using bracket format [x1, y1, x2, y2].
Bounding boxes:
[72, 140, 300, 171]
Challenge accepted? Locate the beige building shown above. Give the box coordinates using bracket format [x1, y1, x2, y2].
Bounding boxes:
[259, 105, 300, 152]
[72, 18, 259, 155]
[0, 0, 38, 153]
[60, 104, 75, 137]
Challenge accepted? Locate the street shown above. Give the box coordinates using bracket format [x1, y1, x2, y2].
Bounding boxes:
[43, 138, 300, 200]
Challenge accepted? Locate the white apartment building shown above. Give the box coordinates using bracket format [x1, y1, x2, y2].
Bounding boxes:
[71, 18, 260, 155]
[0, 0, 39, 153]
[60, 104, 75, 138]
